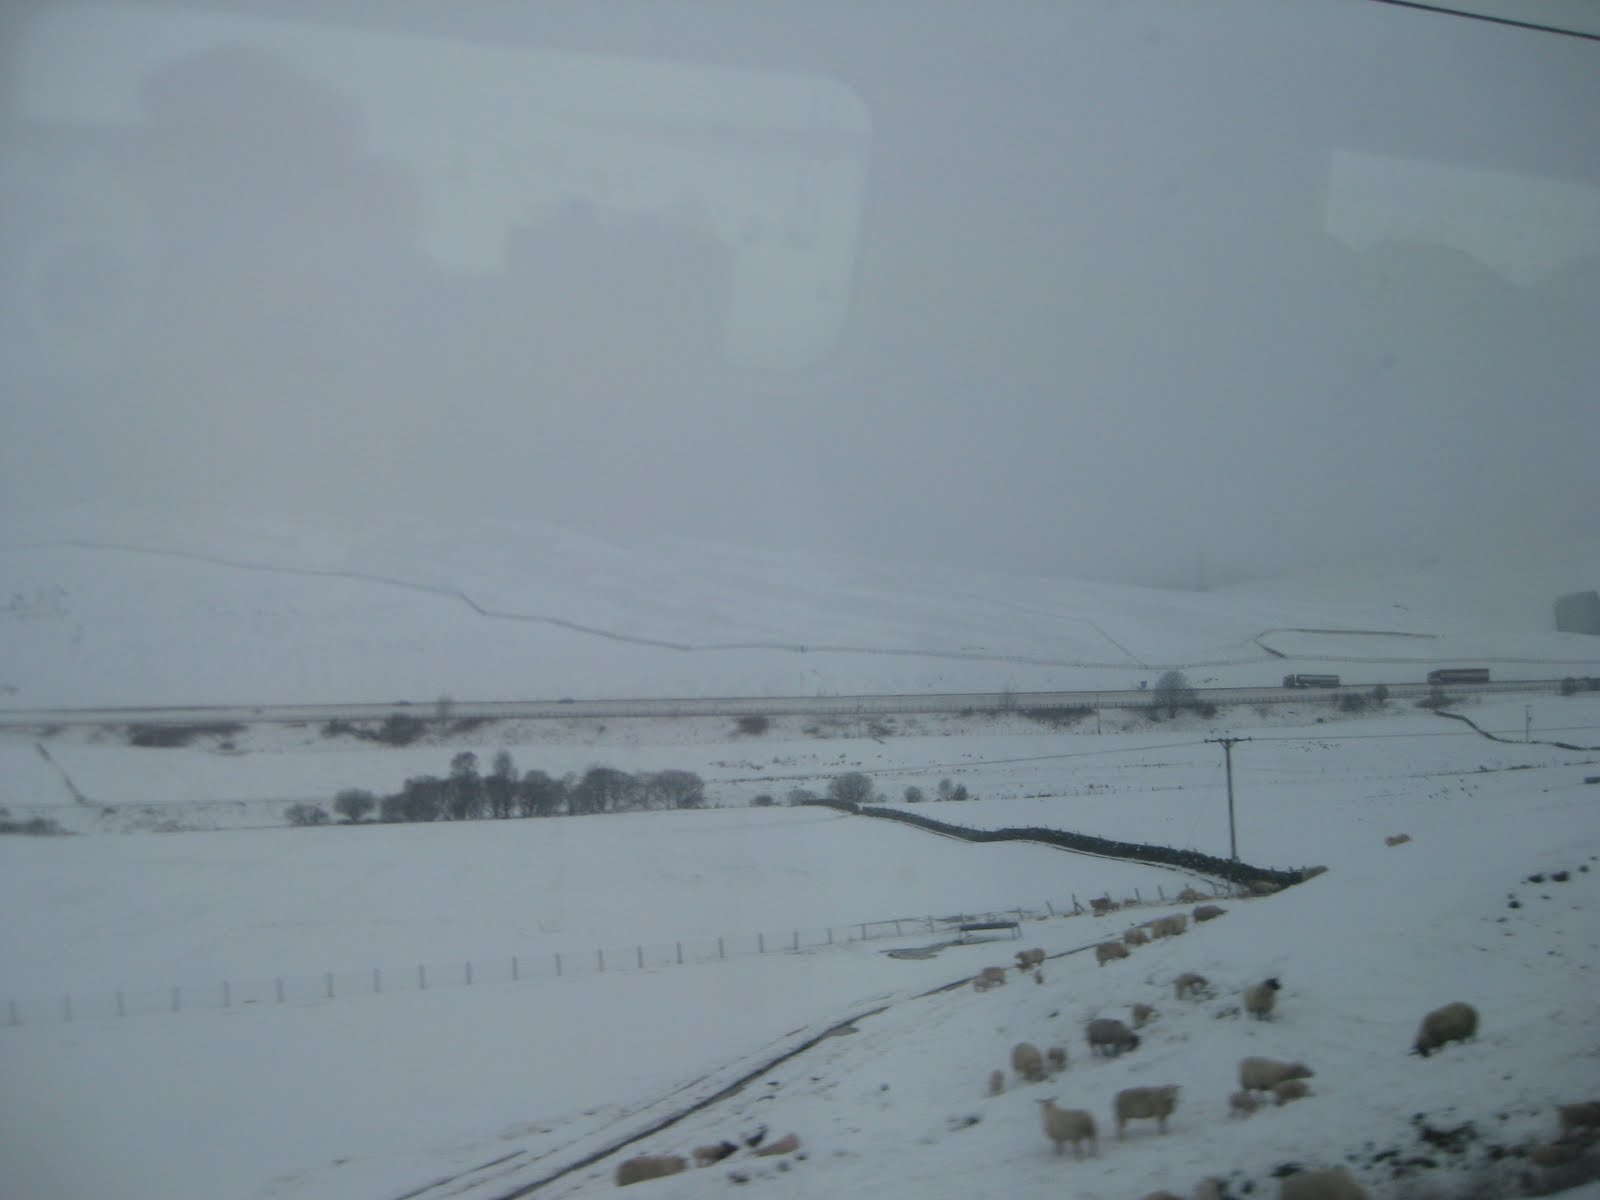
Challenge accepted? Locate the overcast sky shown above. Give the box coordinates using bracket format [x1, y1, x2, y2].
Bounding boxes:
[2, 0, 1596, 587]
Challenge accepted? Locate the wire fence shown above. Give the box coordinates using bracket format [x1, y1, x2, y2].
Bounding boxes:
[3, 882, 1232, 1029]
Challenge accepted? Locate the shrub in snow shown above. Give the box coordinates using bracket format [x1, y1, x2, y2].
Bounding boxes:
[284, 803, 329, 827]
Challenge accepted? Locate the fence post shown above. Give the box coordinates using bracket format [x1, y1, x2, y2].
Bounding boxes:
[464, 962, 472, 986]
[276, 978, 284, 1004]
[859, 923, 867, 941]
[555, 952, 563, 977]
[326, 972, 334, 999]
[637, 946, 644, 969]
[172, 985, 181, 1013]
[1071, 893, 1079, 913]
[676, 942, 683, 965]
[116, 991, 125, 1019]
[513, 956, 520, 982]
[8, 998, 17, 1026]
[223, 981, 230, 1009]
[1045, 900, 1056, 917]
[1134, 888, 1142, 904]
[62, 994, 72, 1023]
[718, 937, 725, 960]
[792, 930, 799, 951]
[827, 927, 834, 945]
[419, 965, 427, 990]
[758, 932, 765, 954]
[374, 968, 382, 994]
[598, 948, 605, 972]
[1157, 885, 1165, 901]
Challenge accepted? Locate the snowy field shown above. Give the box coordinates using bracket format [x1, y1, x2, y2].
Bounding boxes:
[4, 511, 1600, 1199]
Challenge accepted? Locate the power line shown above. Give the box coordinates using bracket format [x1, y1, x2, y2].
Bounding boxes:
[1363, 0, 1600, 42]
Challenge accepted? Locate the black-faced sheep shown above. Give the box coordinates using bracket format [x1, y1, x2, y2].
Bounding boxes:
[1090, 896, 1120, 915]
[1174, 972, 1209, 999]
[1412, 1001, 1478, 1057]
[1277, 1167, 1368, 1199]
[1114, 1085, 1180, 1138]
[615, 1155, 688, 1186]
[692, 1141, 737, 1167]
[1244, 977, 1282, 1020]
[1036, 1098, 1097, 1157]
[1086, 1017, 1141, 1057]
[1193, 904, 1226, 922]
[1239, 1056, 1314, 1094]
[1011, 1041, 1046, 1082]
[1016, 947, 1046, 971]
[1096, 940, 1131, 966]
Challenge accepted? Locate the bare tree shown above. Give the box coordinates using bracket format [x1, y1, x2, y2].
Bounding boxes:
[1153, 669, 1197, 718]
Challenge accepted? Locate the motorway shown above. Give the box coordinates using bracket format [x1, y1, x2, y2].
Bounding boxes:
[0, 679, 1572, 730]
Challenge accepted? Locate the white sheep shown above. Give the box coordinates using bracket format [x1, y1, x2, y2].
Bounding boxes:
[752, 1133, 800, 1158]
[1239, 1056, 1314, 1094]
[1230, 1090, 1261, 1118]
[1114, 1085, 1180, 1138]
[1177, 886, 1206, 904]
[1193, 904, 1226, 922]
[1131, 1002, 1155, 1029]
[1096, 940, 1131, 966]
[1123, 926, 1150, 947]
[1046, 1045, 1069, 1074]
[1086, 1017, 1141, 1057]
[1412, 1001, 1478, 1057]
[1244, 976, 1282, 1020]
[1277, 1167, 1368, 1199]
[974, 966, 1008, 991]
[1151, 913, 1188, 938]
[615, 1155, 688, 1187]
[1174, 972, 1209, 999]
[1016, 947, 1046, 971]
[1036, 1098, 1097, 1157]
[1012, 1041, 1046, 1082]
[1273, 1078, 1312, 1105]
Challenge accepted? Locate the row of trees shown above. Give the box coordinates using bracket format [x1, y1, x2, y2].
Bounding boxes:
[289, 751, 708, 826]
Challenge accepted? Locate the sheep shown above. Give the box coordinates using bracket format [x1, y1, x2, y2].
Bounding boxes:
[1558, 1101, 1600, 1136]
[1011, 1041, 1046, 1082]
[1194, 1180, 1227, 1200]
[1016, 947, 1046, 971]
[1412, 1001, 1478, 1057]
[1036, 1098, 1097, 1157]
[1096, 940, 1131, 966]
[1090, 895, 1120, 915]
[1177, 886, 1206, 903]
[752, 1133, 800, 1158]
[1529, 1140, 1585, 1167]
[1193, 904, 1226, 922]
[1086, 1017, 1141, 1057]
[1123, 926, 1150, 947]
[987, 1069, 1005, 1096]
[1272, 1078, 1312, 1105]
[692, 1141, 737, 1167]
[1277, 1167, 1368, 1199]
[1131, 1002, 1155, 1029]
[1230, 1090, 1261, 1118]
[1174, 972, 1209, 999]
[615, 1155, 687, 1186]
[1385, 833, 1412, 847]
[1151, 914, 1189, 938]
[974, 966, 1008, 991]
[1114, 1085, 1180, 1138]
[1244, 977, 1282, 1020]
[1046, 1045, 1069, 1074]
[1239, 1056, 1314, 1094]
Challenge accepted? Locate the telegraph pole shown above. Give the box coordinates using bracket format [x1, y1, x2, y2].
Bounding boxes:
[1207, 737, 1249, 861]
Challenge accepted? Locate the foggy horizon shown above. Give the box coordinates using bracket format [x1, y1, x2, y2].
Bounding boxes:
[2, 1, 1596, 589]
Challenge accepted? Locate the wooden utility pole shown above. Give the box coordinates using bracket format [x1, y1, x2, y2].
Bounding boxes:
[1207, 737, 1249, 861]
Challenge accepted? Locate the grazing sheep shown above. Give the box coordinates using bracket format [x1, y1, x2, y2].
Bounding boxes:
[1193, 904, 1226, 922]
[1114, 1085, 1180, 1138]
[1273, 1078, 1312, 1105]
[1086, 1017, 1141, 1057]
[1277, 1167, 1368, 1199]
[615, 1155, 688, 1187]
[1230, 1090, 1261, 1118]
[752, 1133, 800, 1157]
[1239, 1056, 1314, 1094]
[1244, 977, 1282, 1020]
[1529, 1140, 1585, 1167]
[1412, 1001, 1479, 1057]
[1385, 833, 1412, 847]
[1012, 1041, 1046, 1082]
[974, 966, 1008, 991]
[1016, 947, 1046, 971]
[1046, 1045, 1069, 1073]
[988, 1069, 1005, 1096]
[1131, 1002, 1155, 1029]
[692, 1141, 737, 1167]
[1090, 895, 1120, 915]
[1174, 972, 1209, 999]
[1036, 1098, 1097, 1157]
[1096, 941, 1131, 966]
[1124, 926, 1150, 947]
[1249, 880, 1281, 895]
[1558, 1101, 1600, 1136]
[1177, 886, 1206, 903]
[1151, 914, 1189, 938]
